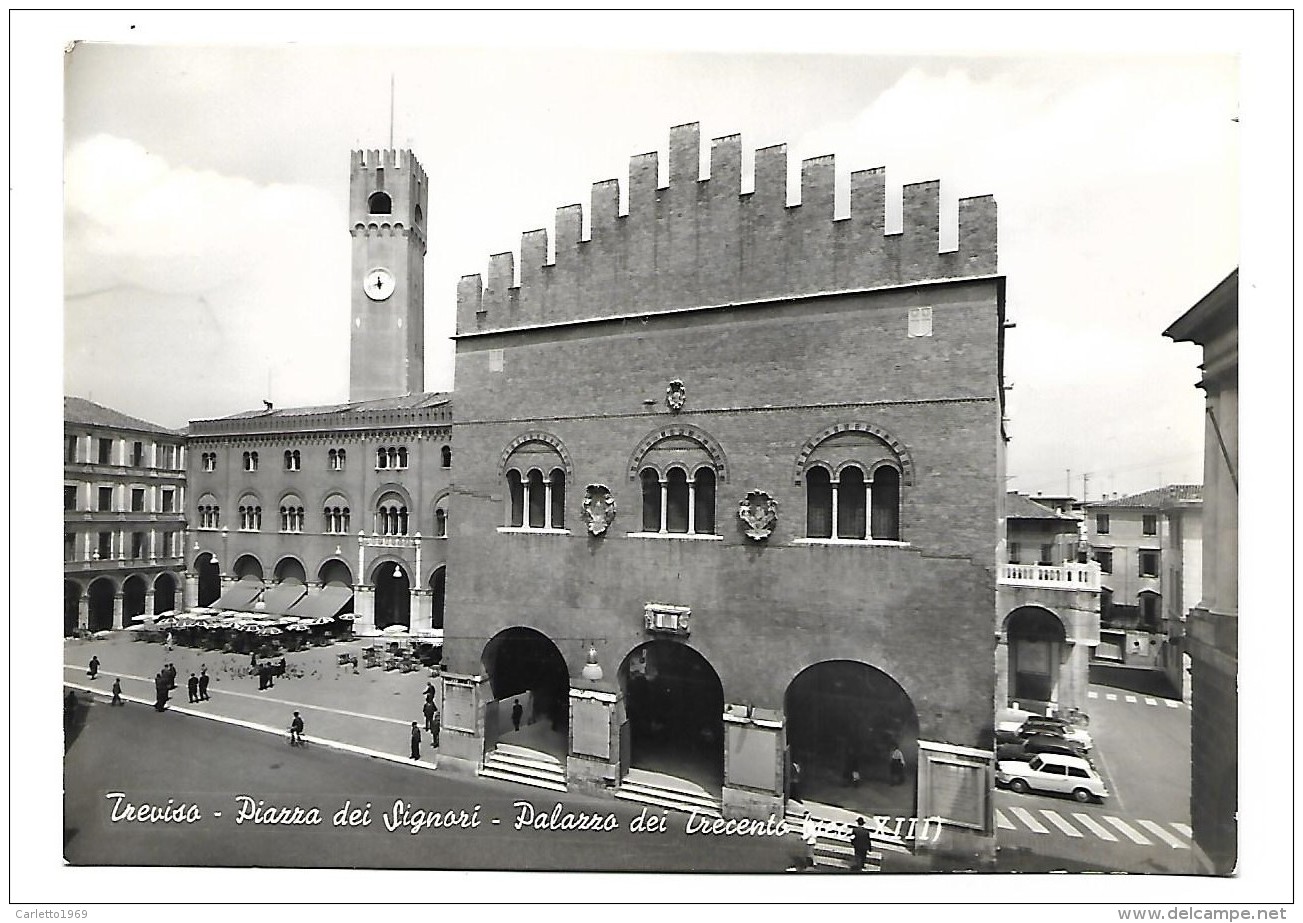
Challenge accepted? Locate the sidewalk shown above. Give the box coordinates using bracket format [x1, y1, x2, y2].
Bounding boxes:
[64, 633, 461, 773]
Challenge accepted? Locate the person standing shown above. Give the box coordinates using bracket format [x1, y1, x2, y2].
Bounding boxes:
[430, 708, 441, 748]
[166, 631, 174, 652]
[801, 813, 820, 869]
[424, 682, 437, 704]
[889, 744, 906, 786]
[410, 722, 421, 760]
[423, 698, 436, 733]
[111, 677, 123, 706]
[289, 712, 304, 746]
[88, 656, 100, 679]
[850, 817, 873, 871]
[153, 672, 169, 712]
[187, 673, 200, 704]
[790, 759, 802, 803]
[198, 666, 210, 701]
[511, 699, 523, 732]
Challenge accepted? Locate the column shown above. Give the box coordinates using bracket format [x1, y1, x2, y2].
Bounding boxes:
[354, 584, 376, 635]
[687, 480, 697, 534]
[522, 480, 532, 528]
[112, 592, 125, 630]
[659, 481, 668, 533]
[544, 478, 554, 529]
[183, 572, 198, 610]
[414, 590, 433, 632]
[78, 596, 90, 631]
[865, 481, 875, 539]
[143, 590, 155, 619]
[150, 530, 157, 560]
[830, 483, 840, 538]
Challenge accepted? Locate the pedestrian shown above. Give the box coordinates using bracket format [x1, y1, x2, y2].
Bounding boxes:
[790, 759, 802, 803]
[111, 677, 123, 706]
[431, 708, 440, 748]
[850, 817, 873, 871]
[511, 698, 523, 732]
[166, 631, 174, 652]
[410, 722, 421, 760]
[153, 672, 168, 712]
[889, 744, 906, 786]
[198, 666, 210, 701]
[187, 673, 199, 703]
[423, 698, 436, 733]
[423, 682, 436, 704]
[88, 656, 100, 679]
[289, 711, 305, 746]
[801, 813, 820, 869]
[64, 690, 78, 726]
[257, 664, 268, 691]
[250, 651, 258, 669]
[164, 663, 177, 690]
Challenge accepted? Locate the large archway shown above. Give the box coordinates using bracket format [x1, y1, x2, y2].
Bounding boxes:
[122, 575, 148, 626]
[87, 577, 116, 632]
[274, 556, 307, 585]
[64, 581, 82, 636]
[784, 660, 919, 817]
[372, 560, 410, 629]
[1005, 606, 1067, 706]
[195, 553, 221, 606]
[232, 554, 264, 582]
[619, 640, 724, 791]
[429, 567, 446, 630]
[153, 572, 178, 614]
[481, 627, 570, 758]
[318, 559, 353, 586]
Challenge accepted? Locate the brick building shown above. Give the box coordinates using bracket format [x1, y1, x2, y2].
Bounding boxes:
[1164, 269, 1237, 875]
[64, 397, 187, 635]
[441, 123, 1006, 860]
[182, 150, 451, 633]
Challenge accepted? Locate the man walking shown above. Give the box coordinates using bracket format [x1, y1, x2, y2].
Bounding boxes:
[153, 672, 169, 712]
[889, 744, 906, 785]
[111, 677, 123, 706]
[187, 673, 200, 704]
[289, 712, 304, 746]
[423, 698, 436, 733]
[88, 656, 100, 679]
[801, 813, 820, 869]
[511, 699, 523, 732]
[410, 722, 422, 760]
[850, 817, 873, 871]
[198, 666, 210, 701]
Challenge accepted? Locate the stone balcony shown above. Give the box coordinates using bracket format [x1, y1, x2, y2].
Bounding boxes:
[997, 562, 1101, 592]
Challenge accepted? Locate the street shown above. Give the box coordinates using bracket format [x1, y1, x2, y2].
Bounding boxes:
[994, 671, 1195, 874]
[64, 692, 797, 872]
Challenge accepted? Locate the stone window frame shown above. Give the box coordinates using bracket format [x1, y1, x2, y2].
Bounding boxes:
[625, 424, 726, 542]
[323, 492, 351, 535]
[498, 432, 573, 535]
[792, 422, 911, 546]
[237, 493, 263, 532]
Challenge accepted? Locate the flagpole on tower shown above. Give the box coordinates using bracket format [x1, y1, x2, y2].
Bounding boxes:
[389, 74, 395, 150]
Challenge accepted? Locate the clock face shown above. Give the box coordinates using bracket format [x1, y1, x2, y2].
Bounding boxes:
[364, 268, 396, 301]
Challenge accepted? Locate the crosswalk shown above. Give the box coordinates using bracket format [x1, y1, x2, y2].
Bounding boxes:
[1088, 690, 1185, 708]
[995, 806, 1190, 848]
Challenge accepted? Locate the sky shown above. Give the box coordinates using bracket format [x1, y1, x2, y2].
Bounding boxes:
[17, 9, 1295, 912]
[55, 18, 1249, 502]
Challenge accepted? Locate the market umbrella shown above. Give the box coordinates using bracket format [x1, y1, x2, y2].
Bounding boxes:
[382, 625, 410, 635]
[336, 614, 356, 621]
[258, 627, 283, 636]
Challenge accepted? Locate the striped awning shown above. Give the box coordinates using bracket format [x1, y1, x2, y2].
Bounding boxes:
[260, 581, 308, 615]
[212, 579, 264, 612]
[285, 584, 354, 621]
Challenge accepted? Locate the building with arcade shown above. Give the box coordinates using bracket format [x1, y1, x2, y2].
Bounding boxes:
[64, 397, 188, 634]
[440, 123, 1007, 860]
[182, 149, 452, 634]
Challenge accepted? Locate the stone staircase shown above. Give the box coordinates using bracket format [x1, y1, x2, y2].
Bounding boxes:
[614, 768, 723, 819]
[479, 742, 568, 793]
[785, 800, 904, 872]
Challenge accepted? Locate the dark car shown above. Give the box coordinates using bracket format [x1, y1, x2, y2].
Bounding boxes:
[1021, 733, 1089, 759]
[1018, 719, 1093, 750]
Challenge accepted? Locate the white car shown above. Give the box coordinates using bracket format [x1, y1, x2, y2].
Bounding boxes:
[996, 753, 1109, 803]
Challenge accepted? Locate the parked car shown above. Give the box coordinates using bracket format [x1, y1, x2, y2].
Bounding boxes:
[996, 753, 1109, 803]
[1020, 717, 1093, 750]
[1021, 733, 1089, 759]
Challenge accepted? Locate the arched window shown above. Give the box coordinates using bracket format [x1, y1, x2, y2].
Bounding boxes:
[329, 448, 346, 471]
[693, 468, 716, 534]
[665, 468, 690, 533]
[368, 191, 392, 214]
[629, 429, 722, 536]
[441, 445, 451, 468]
[323, 495, 351, 534]
[398, 446, 408, 468]
[376, 448, 388, 469]
[284, 450, 300, 471]
[243, 451, 259, 472]
[238, 496, 262, 531]
[870, 465, 901, 541]
[806, 467, 833, 538]
[435, 507, 447, 538]
[500, 435, 571, 532]
[279, 496, 304, 533]
[376, 493, 408, 536]
[506, 470, 524, 528]
[800, 426, 906, 542]
[197, 494, 221, 530]
[640, 468, 662, 532]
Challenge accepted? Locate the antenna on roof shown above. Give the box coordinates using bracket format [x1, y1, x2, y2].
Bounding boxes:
[389, 73, 395, 150]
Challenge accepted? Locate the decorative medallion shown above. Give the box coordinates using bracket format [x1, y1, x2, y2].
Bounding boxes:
[581, 484, 617, 536]
[666, 379, 687, 413]
[738, 490, 779, 541]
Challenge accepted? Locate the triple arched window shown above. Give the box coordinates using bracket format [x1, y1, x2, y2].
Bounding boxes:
[376, 446, 408, 470]
[323, 494, 350, 534]
[376, 493, 409, 536]
[197, 495, 220, 530]
[501, 435, 570, 531]
[237, 496, 262, 531]
[639, 466, 717, 535]
[805, 464, 900, 541]
[279, 496, 304, 533]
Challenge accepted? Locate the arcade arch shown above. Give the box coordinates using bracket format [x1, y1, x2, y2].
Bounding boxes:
[1004, 606, 1067, 705]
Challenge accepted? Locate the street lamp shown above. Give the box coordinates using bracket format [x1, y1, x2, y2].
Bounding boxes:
[581, 643, 603, 682]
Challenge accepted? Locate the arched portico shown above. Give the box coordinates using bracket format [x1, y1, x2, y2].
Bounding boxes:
[784, 660, 918, 817]
[153, 572, 178, 613]
[87, 577, 116, 632]
[65, 580, 83, 636]
[371, 560, 410, 629]
[232, 554, 264, 582]
[1003, 605, 1068, 706]
[195, 552, 221, 606]
[122, 575, 148, 626]
[481, 627, 570, 759]
[274, 556, 307, 584]
[618, 640, 724, 792]
[429, 567, 446, 630]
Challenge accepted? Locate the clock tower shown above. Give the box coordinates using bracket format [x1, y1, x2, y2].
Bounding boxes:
[349, 148, 427, 401]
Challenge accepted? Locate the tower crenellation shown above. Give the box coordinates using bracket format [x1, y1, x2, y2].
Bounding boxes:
[456, 123, 997, 335]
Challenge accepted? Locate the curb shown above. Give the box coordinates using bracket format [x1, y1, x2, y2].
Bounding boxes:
[64, 681, 456, 776]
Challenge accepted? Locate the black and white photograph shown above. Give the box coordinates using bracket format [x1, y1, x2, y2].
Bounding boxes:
[12, 9, 1291, 915]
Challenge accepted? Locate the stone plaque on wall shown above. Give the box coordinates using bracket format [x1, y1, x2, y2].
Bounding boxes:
[918, 744, 991, 833]
[571, 695, 610, 760]
[725, 721, 779, 793]
[444, 680, 478, 734]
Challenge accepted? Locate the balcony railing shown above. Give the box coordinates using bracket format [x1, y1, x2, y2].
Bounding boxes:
[998, 562, 1101, 591]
